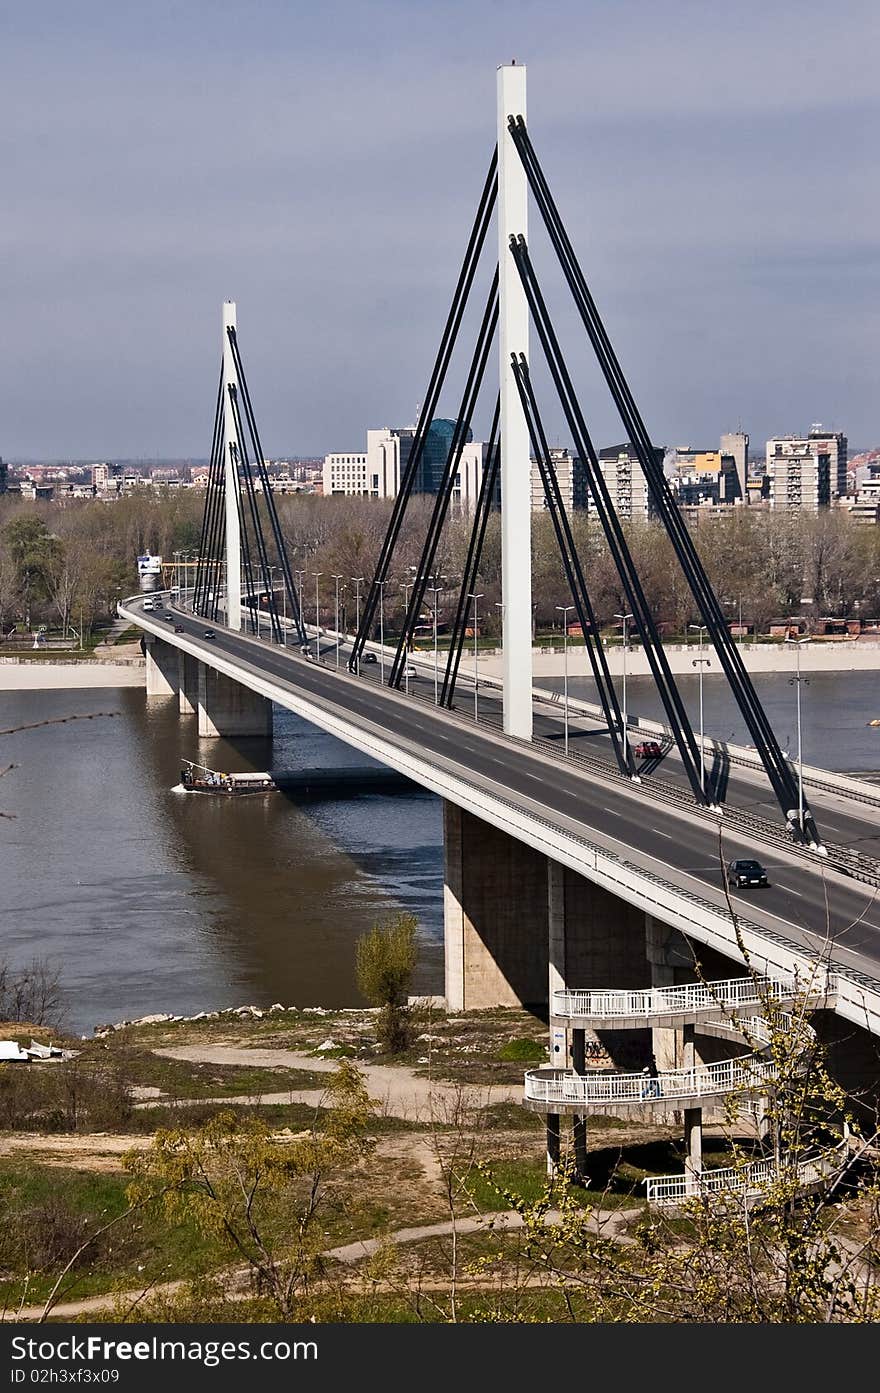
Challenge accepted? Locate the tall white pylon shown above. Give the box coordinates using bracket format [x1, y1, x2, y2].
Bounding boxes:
[497, 63, 533, 739]
[222, 301, 242, 632]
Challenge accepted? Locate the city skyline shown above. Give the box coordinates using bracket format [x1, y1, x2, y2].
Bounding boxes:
[1, 0, 876, 457]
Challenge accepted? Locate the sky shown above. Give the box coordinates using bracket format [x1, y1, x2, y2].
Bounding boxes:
[1, 0, 877, 459]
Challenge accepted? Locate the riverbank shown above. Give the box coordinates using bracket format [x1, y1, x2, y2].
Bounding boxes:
[477, 639, 880, 679]
[0, 657, 145, 688]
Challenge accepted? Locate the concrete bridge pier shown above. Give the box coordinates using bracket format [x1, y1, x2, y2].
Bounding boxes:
[197, 665, 273, 739]
[144, 636, 179, 699]
[682, 1024, 703, 1191]
[178, 652, 200, 716]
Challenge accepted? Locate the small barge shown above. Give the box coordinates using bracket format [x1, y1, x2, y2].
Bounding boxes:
[180, 761, 275, 795]
[179, 759, 414, 796]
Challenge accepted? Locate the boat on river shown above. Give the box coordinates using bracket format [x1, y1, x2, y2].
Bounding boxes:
[179, 760, 275, 795]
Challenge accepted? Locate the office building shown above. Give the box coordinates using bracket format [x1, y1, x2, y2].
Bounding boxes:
[323, 420, 486, 510]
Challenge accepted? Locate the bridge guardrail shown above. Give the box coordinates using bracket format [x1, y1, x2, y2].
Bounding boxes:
[644, 1143, 848, 1206]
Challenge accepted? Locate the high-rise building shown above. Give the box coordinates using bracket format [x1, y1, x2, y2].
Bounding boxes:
[323, 421, 486, 510]
[765, 439, 831, 511]
[720, 431, 749, 501]
[530, 449, 588, 513]
[807, 424, 848, 499]
[595, 444, 659, 519]
[765, 427, 847, 503]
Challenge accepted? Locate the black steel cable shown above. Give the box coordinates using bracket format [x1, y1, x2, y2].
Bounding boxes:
[510, 116, 819, 843]
[194, 364, 225, 614]
[511, 234, 708, 802]
[228, 385, 282, 643]
[389, 270, 499, 687]
[512, 354, 634, 777]
[227, 328, 307, 644]
[350, 148, 498, 674]
[441, 398, 500, 707]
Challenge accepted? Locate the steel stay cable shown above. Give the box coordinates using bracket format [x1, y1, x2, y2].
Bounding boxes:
[389, 271, 499, 688]
[512, 353, 633, 776]
[203, 416, 227, 623]
[441, 400, 500, 707]
[194, 364, 225, 614]
[228, 386, 282, 643]
[510, 235, 708, 803]
[227, 328, 307, 644]
[350, 149, 498, 674]
[510, 117, 817, 843]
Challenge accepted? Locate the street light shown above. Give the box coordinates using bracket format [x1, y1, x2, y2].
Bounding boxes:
[427, 581, 444, 704]
[723, 596, 744, 646]
[785, 635, 811, 837]
[313, 573, 322, 661]
[331, 574, 343, 671]
[467, 592, 483, 722]
[556, 604, 575, 756]
[614, 611, 634, 746]
[375, 579, 390, 684]
[351, 577, 364, 637]
[689, 623, 710, 796]
[400, 581, 414, 693]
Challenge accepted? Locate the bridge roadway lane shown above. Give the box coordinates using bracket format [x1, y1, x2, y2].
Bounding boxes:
[346, 649, 880, 862]
[153, 605, 880, 985]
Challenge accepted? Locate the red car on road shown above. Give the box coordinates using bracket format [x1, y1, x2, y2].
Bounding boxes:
[634, 740, 663, 759]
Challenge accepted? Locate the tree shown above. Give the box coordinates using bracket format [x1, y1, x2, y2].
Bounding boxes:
[355, 912, 418, 1053]
[124, 1059, 376, 1320]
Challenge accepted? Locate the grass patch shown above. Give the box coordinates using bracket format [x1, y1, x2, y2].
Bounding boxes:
[0, 1161, 224, 1308]
[88, 1044, 326, 1098]
[494, 1038, 546, 1063]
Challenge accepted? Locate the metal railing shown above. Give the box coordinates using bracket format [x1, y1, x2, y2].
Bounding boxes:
[553, 973, 836, 1022]
[524, 1056, 777, 1106]
[645, 1143, 848, 1206]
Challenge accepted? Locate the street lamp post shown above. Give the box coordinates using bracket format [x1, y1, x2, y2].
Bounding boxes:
[428, 582, 443, 704]
[351, 578, 364, 638]
[467, 592, 483, 722]
[786, 635, 811, 837]
[313, 574, 322, 662]
[556, 604, 575, 756]
[614, 611, 634, 746]
[400, 581, 414, 693]
[689, 623, 710, 796]
[331, 575, 343, 670]
[376, 579, 389, 684]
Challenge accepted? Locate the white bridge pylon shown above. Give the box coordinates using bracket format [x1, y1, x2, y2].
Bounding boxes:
[222, 299, 242, 633]
[498, 62, 533, 741]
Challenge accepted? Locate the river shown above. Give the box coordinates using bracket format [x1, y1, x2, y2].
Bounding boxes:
[0, 689, 443, 1034]
[1, 671, 878, 1034]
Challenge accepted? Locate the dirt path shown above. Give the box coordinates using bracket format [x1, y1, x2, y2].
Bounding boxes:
[9, 1204, 641, 1321]
[153, 1045, 521, 1122]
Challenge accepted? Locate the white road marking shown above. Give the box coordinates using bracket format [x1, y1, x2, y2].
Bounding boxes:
[775, 885, 803, 898]
[653, 829, 674, 840]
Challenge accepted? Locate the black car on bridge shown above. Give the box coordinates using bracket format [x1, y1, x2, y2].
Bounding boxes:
[726, 858, 769, 889]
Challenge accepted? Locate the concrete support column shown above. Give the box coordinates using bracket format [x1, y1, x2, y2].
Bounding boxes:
[645, 913, 682, 1072]
[144, 636, 179, 699]
[682, 1024, 702, 1192]
[442, 800, 548, 1011]
[197, 664, 273, 738]
[178, 651, 199, 715]
[546, 1113, 561, 1178]
[548, 859, 570, 1068]
[571, 1028, 589, 1184]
